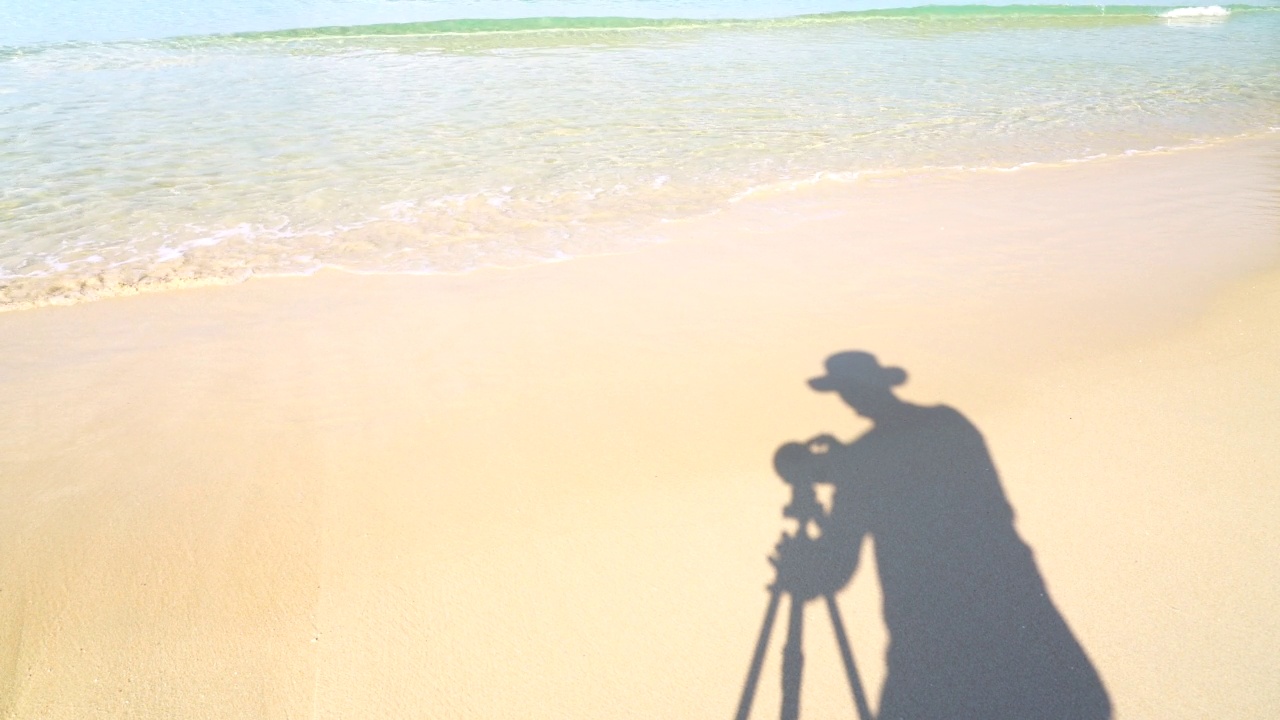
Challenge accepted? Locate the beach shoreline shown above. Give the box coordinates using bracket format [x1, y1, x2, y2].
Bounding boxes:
[3, 130, 1277, 316]
[2, 136, 1278, 718]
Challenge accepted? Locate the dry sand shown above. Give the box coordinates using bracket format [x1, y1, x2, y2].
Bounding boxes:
[2, 137, 1278, 718]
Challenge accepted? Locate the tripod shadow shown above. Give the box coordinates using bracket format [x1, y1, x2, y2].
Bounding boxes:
[742, 351, 1111, 720]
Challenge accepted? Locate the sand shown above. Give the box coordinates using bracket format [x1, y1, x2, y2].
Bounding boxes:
[2, 137, 1278, 718]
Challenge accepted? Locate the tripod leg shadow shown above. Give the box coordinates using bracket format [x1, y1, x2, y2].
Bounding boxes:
[734, 589, 873, 720]
[825, 594, 874, 720]
[781, 593, 805, 720]
[734, 586, 783, 720]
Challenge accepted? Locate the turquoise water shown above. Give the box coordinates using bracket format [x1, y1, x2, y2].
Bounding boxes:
[2, 1, 1211, 45]
[1, 2, 1278, 308]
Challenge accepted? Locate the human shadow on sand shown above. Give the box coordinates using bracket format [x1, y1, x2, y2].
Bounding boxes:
[737, 351, 1111, 720]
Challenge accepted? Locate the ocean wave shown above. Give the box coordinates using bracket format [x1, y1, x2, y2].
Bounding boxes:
[1160, 5, 1232, 16]
[2, 4, 1274, 53]
[216, 5, 1269, 41]
[1157, 4, 1233, 16]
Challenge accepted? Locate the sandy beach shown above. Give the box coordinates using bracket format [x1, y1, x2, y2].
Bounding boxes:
[2, 136, 1278, 718]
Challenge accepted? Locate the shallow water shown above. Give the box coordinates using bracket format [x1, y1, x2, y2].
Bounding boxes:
[1, 2, 1277, 309]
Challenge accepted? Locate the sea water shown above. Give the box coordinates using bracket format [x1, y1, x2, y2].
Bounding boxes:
[1, 1, 1277, 309]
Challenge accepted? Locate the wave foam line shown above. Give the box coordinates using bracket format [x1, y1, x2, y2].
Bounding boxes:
[4, 4, 1270, 52]
[201, 4, 1271, 42]
[1160, 5, 1232, 16]
[728, 128, 1271, 202]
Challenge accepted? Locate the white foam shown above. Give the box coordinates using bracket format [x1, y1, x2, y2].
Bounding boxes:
[1159, 6, 1230, 18]
[993, 161, 1040, 173]
[153, 246, 184, 263]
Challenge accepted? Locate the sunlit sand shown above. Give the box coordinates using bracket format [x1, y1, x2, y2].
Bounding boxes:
[2, 136, 1277, 718]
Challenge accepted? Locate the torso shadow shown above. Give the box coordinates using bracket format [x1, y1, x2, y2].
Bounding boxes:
[771, 352, 1110, 720]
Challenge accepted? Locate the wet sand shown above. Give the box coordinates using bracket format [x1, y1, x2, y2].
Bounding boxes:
[2, 137, 1278, 718]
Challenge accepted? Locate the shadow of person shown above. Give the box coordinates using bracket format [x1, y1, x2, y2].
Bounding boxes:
[770, 351, 1111, 720]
